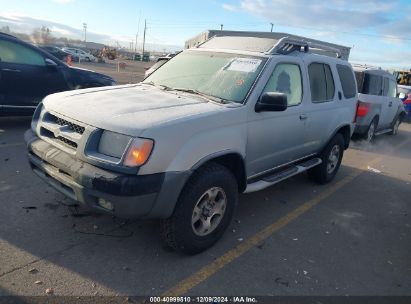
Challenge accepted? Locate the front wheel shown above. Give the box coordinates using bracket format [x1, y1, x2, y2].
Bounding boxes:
[308, 133, 344, 184]
[389, 116, 401, 135]
[161, 163, 238, 255]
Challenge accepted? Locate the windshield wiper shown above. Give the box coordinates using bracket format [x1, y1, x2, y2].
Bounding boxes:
[142, 81, 173, 91]
[170, 88, 230, 104]
[142, 83, 231, 104]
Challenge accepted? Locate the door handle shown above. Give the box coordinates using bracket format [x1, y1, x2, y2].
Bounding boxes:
[388, 101, 393, 107]
[1, 68, 21, 73]
[299, 114, 307, 120]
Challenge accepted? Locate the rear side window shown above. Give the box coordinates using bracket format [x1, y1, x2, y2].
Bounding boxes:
[308, 63, 335, 102]
[337, 65, 356, 98]
[0, 40, 45, 66]
[362, 73, 382, 95]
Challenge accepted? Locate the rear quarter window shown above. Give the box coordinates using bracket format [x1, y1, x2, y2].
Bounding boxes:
[337, 65, 356, 98]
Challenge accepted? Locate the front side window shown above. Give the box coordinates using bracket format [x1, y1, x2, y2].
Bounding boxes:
[383, 78, 389, 97]
[362, 73, 382, 95]
[144, 51, 266, 103]
[387, 79, 397, 98]
[308, 63, 335, 102]
[262, 63, 303, 106]
[0, 40, 45, 66]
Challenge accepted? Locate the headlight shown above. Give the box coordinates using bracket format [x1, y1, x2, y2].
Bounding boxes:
[97, 131, 154, 167]
[123, 138, 154, 167]
[31, 102, 43, 131]
[98, 131, 132, 158]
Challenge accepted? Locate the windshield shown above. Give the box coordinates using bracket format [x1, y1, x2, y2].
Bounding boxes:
[398, 87, 411, 95]
[143, 51, 266, 103]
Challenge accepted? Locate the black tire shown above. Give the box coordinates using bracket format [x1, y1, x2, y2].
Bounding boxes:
[389, 116, 401, 135]
[308, 133, 345, 184]
[160, 163, 238, 255]
[364, 118, 377, 142]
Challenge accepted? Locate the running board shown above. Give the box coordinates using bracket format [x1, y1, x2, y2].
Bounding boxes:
[374, 128, 392, 136]
[244, 158, 322, 193]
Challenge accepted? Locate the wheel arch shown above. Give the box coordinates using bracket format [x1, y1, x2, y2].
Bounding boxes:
[191, 152, 247, 193]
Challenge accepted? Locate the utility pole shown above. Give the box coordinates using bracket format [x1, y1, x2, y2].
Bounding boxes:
[83, 23, 87, 42]
[220, 24, 223, 31]
[142, 19, 146, 61]
[270, 22, 274, 32]
[135, 10, 141, 55]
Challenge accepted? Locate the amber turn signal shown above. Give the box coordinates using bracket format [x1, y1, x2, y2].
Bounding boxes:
[123, 138, 154, 167]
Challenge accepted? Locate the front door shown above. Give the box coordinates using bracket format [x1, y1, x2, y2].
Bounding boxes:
[246, 60, 308, 177]
[0, 38, 68, 114]
[382, 77, 400, 127]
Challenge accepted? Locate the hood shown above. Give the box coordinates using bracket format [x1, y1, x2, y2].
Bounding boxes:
[43, 84, 227, 136]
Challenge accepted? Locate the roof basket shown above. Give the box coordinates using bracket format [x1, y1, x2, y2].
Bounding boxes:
[351, 63, 382, 70]
[267, 37, 342, 58]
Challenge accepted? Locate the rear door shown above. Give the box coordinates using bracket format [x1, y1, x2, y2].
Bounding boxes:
[0, 38, 68, 114]
[301, 60, 340, 153]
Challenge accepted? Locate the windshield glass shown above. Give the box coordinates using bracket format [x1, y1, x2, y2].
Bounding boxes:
[398, 87, 411, 95]
[143, 51, 266, 103]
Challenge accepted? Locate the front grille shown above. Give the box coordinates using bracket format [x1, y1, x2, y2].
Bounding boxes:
[39, 112, 87, 152]
[53, 115, 85, 134]
[56, 136, 78, 148]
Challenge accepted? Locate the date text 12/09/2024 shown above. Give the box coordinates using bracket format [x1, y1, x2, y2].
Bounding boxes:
[149, 297, 258, 303]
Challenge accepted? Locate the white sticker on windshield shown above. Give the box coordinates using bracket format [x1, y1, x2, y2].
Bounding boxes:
[226, 58, 262, 73]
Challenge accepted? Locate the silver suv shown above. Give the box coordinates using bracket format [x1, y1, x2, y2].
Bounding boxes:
[353, 65, 406, 141]
[26, 35, 357, 254]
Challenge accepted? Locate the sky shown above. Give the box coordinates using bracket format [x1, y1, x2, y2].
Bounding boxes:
[0, 0, 410, 69]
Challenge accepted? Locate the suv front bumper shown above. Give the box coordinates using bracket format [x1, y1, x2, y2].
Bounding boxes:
[25, 129, 189, 219]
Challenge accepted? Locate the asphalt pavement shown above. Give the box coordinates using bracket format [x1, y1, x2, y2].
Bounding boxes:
[0, 117, 410, 297]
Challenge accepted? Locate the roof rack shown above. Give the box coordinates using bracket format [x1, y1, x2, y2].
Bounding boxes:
[267, 37, 342, 58]
[351, 63, 382, 70]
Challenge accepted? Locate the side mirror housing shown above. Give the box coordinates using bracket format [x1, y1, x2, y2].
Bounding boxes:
[45, 58, 58, 69]
[255, 92, 288, 112]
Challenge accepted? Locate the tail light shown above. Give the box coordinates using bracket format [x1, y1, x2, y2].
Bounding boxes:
[353, 101, 359, 123]
[356, 102, 370, 117]
[404, 94, 411, 105]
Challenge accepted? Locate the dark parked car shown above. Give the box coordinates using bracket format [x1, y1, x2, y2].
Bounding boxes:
[39, 46, 78, 62]
[0, 33, 116, 116]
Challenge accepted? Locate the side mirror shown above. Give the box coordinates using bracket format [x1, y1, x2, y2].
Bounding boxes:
[255, 92, 288, 112]
[45, 58, 58, 68]
[398, 92, 406, 99]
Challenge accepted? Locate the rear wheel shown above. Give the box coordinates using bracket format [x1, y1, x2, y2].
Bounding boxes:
[308, 133, 344, 184]
[365, 118, 377, 142]
[160, 163, 238, 255]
